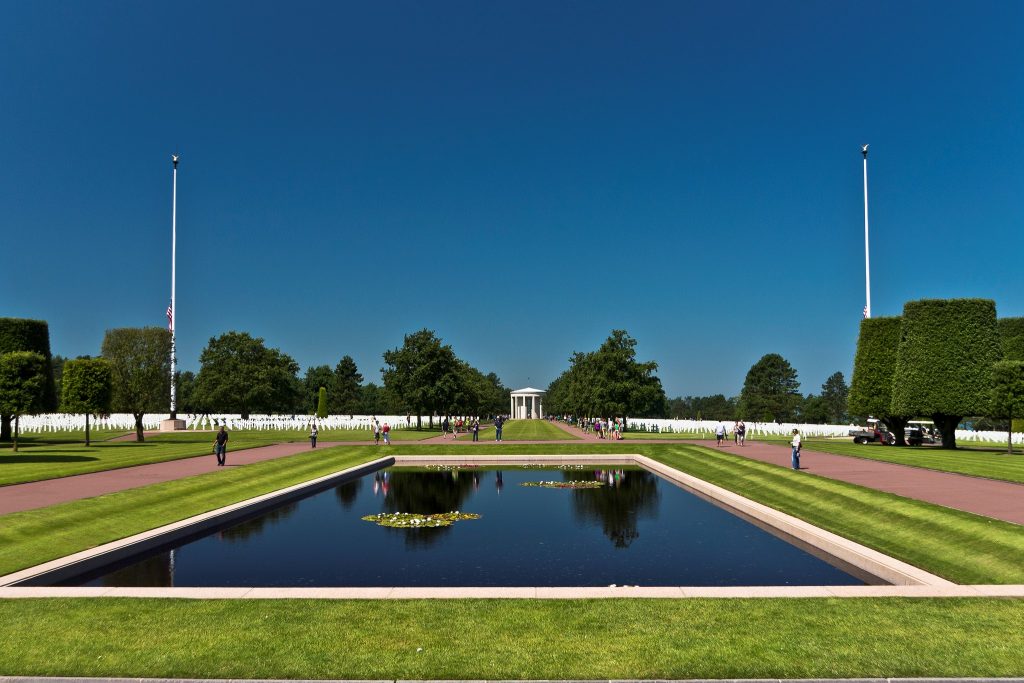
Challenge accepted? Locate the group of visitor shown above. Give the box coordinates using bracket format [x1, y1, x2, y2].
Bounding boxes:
[581, 417, 626, 440]
[441, 415, 482, 441]
[714, 420, 747, 447]
[371, 417, 391, 445]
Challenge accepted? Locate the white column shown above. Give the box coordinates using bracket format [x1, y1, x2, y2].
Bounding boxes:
[510, 395, 514, 418]
[532, 395, 537, 419]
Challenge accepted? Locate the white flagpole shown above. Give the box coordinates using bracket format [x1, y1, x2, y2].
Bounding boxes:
[862, 144, 871, 319]
[170, 154, 179, 419]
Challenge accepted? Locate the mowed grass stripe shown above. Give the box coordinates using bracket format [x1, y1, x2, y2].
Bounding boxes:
[0, 598, 1022, 679]
[651, 445, 1024, 583]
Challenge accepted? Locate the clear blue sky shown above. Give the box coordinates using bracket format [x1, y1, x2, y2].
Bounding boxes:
[3, 1, 1022, 398]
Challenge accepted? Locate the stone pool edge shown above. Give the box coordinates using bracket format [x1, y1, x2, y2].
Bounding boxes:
[2, 453, 1018, 599]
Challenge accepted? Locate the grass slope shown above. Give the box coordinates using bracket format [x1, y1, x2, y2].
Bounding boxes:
[0, 598, 1022, 679]
[500, 419, 578, 440]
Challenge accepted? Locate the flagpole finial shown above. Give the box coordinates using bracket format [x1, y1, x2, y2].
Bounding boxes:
[172, 154, 179, 169]
[861, 144, 869, 159]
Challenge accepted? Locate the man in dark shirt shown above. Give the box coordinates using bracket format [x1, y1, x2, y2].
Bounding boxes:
[214, 426, 229, 466]
[494, 415, 504, 442]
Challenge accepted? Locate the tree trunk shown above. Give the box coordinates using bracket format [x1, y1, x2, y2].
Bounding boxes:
[0, 414, 10, 442]
[12, 415, 19, 453]
[883, 416, 909, 447]
[85, 413, 91, 447]
[933, 414, 960, 449]
[416, 413, 422, 430]
[135, 413, 145, 442]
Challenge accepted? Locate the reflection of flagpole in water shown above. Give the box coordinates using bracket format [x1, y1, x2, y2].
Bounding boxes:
[169, 548, 176, 587]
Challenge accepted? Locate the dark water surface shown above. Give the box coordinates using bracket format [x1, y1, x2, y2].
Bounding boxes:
[69, 465, 866, 587]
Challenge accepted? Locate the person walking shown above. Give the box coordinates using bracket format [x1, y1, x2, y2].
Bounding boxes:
[213, 426, 229, 466]
[309, 422, 319, 449]
[494, 415, 504, 442]
[737, 420, 746, 446]
[373, 418, 381, 446]
[442, 416, 450, 439]
[472, 418, 480, 442]
[382, 421, 390, 445]
[791, 428, 802, 470]
[715, 422, 726, 447]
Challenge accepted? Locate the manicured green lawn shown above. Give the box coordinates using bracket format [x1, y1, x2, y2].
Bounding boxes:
[1, 597, 1022, 679]
[0, 428, 440, 487]
[500, 419, 578, 440]
[3, 443, 1023, 584]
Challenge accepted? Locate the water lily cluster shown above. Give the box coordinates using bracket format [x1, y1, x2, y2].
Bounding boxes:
[520, 481, 606, 489]
[361, 511, 482, 528]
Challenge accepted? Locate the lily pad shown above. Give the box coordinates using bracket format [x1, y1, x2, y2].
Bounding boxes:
[361, 511, 482, 528]
[520, 481, 605, 489]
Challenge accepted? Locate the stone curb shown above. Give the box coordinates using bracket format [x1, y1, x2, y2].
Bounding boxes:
[2, 678, 1023, 683]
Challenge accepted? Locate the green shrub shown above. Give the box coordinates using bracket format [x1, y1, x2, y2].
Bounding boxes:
[316, 386, 328, 418]
[892, 299, 1000, 448]
[848, 316, 909, 443]
[999, 317, 1024, 361]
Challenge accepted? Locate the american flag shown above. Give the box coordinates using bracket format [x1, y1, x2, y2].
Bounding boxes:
[167, 304, 173, 331]
[862, 305, 868, 319]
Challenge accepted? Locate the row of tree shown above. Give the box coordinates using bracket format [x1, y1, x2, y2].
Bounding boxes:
[668, 367, 848, 424]
[1, 318, 513, 444]
[849, 299, 1024, 450]
[542, 329, 850, 424]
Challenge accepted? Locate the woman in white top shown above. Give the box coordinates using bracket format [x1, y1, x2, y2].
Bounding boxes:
[791, 429, 802, 470]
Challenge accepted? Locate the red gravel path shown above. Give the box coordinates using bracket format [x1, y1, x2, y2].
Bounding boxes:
[0, 441, 342, 516]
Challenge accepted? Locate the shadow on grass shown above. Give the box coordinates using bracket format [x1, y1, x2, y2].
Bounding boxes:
[0, 455, 100, 464]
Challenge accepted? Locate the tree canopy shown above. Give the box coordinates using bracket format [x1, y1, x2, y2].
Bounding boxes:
[193, 331, 301, 419]
[738, 353, 801, 422]
[545, 330, 667, 418]
[60, 357, 113, 446]
[330, 356, 363, 415]
[999, 317, 1024, 361]
[0, 351, 49, 451]
[891, 298, 1000, 448]
[382, 329, 462, 428]
[101, 327, 171, 441]
[991, 360, 1024, 454]
[819, 371, 849, 424]
[0, 317, 56, 441]
[847, 316, 909, 444]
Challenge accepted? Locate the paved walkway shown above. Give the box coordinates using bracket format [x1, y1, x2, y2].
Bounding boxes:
[0, 441, 344, 516]
[690, 438, 1024, 526]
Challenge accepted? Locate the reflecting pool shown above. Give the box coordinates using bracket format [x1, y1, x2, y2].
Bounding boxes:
[65, 465, 868, 587]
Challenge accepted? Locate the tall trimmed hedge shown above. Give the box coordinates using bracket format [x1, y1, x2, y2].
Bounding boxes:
[848, 316, 909, 444]
[0, 318, 56, 441]
[999, 317, 1024, 361]
[891, 299, 1000, 448]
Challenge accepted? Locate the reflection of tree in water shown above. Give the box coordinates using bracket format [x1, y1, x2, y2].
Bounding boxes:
[100, 551, 173, 587]
[334, 479, 361, 510]
[219, 502, 299, 542]
[568, 469, 660, 548]
[379, 470, 478, 548]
